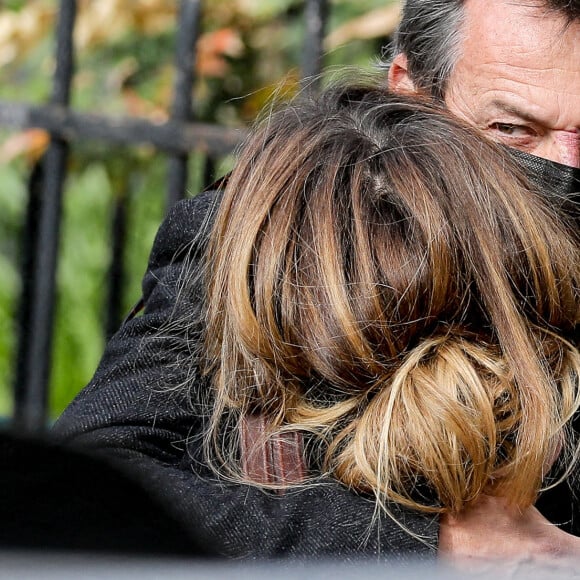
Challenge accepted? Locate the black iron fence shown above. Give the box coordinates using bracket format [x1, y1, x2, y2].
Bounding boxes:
[3, 0, 329, 432]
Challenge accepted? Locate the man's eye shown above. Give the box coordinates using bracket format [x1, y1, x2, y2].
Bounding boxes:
[489, 123, 532, 137]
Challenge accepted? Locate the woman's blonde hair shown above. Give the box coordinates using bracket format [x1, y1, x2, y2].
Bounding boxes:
[202, 84, 580, 516]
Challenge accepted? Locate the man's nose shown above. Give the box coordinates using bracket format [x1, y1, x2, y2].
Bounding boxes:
[541, 131, 580, 168]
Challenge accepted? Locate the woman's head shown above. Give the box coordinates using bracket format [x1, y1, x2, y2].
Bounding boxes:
[203, 83, 580, 515]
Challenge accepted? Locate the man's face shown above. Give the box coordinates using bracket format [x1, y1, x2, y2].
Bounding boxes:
[444, 0, 580, 167]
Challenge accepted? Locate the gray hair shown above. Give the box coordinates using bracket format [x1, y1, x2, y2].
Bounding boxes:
[382, 0, 580, 100]
[381, 0, 465, 100]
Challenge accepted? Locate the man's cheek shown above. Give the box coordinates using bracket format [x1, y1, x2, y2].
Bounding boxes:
[554, 131, 580, 169]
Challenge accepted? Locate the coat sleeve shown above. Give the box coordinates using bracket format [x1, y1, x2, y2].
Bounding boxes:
[52, 190, 439, 560]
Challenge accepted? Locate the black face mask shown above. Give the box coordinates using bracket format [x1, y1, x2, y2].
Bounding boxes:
[507, 148, 580, 225]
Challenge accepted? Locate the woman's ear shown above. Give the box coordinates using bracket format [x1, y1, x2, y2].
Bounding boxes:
[388, 53, 418, 94]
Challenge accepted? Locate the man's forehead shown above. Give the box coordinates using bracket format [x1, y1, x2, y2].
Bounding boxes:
[461, 0, 579, 57]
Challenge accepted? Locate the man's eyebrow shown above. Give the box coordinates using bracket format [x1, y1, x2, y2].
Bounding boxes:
[488, 100, 541, 124]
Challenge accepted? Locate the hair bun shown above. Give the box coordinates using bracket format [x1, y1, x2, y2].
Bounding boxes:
[343, 334, 535, 513]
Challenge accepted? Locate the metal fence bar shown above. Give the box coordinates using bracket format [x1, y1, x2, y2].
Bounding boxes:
[105, 0, 202, 336]
[0, 101, 245, 156]
[105, 181, 130, 339]
[301, 0, 329, 91]
[13, 0, 77, 432]
[167, 0, 202, 208]
[13, 162, 43, 425]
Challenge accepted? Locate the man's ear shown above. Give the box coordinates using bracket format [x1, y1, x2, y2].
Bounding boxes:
[388, 53, 418, 94]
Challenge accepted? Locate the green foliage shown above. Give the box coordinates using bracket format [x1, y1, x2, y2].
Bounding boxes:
[0, 157, 26, 418]
[49, 148, 172, 414]
[50, 160, 111, 414]
[2, 1, 26, 11]
[0, 0, 398, 420]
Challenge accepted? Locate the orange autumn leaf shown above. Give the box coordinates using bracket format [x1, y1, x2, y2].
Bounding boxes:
[0, 129, 50, 164]
[196, 28, 244, 78]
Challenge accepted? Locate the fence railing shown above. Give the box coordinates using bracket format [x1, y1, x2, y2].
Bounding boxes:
[4, 0, 329, 432]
